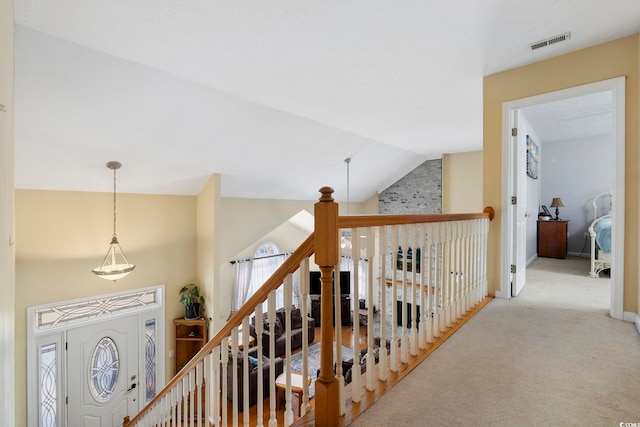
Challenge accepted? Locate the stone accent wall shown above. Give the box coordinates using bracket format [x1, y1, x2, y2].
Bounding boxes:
[379, 159, 442, 214]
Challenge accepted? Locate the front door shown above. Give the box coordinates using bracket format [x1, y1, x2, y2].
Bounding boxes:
[67, 315, 140, 426]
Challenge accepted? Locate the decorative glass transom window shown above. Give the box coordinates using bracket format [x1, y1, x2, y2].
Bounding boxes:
[89, 337, 120, 402]
[33, 288, 160, 332]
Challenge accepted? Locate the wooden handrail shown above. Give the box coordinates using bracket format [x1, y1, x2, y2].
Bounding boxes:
[124, 233, 315, 427]
[337, 211, 492, 229]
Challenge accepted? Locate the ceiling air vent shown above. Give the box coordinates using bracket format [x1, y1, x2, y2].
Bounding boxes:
[529, 32, 571, 51]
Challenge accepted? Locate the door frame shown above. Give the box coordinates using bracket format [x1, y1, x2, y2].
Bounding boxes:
[27, 285, 165, 427]
[498, 77, 625, 321]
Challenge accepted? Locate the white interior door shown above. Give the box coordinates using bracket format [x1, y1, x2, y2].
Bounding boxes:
[67, 315, 140, 427]
[512, 110, 527, 296]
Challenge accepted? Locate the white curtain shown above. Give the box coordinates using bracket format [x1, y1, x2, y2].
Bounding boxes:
[232, 259, 253, 312]
[232, 250, 304, 313]
[339, 256, 368, 302]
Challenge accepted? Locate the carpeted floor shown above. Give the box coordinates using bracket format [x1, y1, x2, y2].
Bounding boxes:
[288, 342, 354, 398]
[350, 256, 640, 426]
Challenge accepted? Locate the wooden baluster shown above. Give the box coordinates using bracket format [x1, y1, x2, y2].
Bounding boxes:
[230, 328, 239, 427]
[299, 259, 312, 417]
[203, 354, 211, 427]
[241, 317, 250, 426]
[400, 224, 409, 364]
[409, 224, 418, 357]
[454, 221, 462, 321]
[475, 219, 480, 300]
[390, 226, 399, 372]
[482, 218, 489, 298]
[364, 227, 376, 391]
[433, 224, 445, 338]
[220, 342, 228, 427]
[334, 261, 342, 335]
[267, 291, 277, 427]
[196, 361, 203, 427]
[444, 223, 451, 329]
[461, 221, 468, 314]
[189, 369, 195, 427]
[313, 187, 340, 427]
[177, 378, 187, 423]
[283, 276, 294, 426]
[464, 220, 471, 313]
[378, 225, 388, 381]
[351, 228, 362, 403]
[162, 399, 167, 426]
[254, 305, 264, 427]
[418, 223, 427, 350]
[425, 223, 434, 344]
[332, 260, 346, 415]
[170, 387, 176, 427]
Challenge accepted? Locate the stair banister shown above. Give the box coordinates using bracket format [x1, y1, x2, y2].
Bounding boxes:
[122, 234, 315, 427]
[313, 187, 341, 427]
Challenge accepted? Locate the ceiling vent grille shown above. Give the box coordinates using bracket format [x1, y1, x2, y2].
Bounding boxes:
[530, 32, 571, 50]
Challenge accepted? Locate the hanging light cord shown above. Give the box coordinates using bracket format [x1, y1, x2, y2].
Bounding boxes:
[112, 165, 117, 238]
[345, 157, 351, 215]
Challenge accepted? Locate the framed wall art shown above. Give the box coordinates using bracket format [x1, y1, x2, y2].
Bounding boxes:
[526, 135, 538, 179]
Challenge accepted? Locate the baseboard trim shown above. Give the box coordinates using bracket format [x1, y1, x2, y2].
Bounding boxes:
[623, 311, 639, 332]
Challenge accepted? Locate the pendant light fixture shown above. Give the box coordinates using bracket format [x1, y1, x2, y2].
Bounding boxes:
[92, 161, 135, 281]
[340, 157, 352, 249]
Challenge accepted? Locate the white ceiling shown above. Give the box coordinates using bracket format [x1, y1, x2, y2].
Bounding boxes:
[13, 1, 640, 201]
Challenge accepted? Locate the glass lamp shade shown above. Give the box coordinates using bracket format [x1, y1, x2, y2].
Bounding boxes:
[92, 236, 135, 281]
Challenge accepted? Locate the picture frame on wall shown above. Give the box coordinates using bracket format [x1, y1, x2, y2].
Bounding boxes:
[526, 135, 538, 179]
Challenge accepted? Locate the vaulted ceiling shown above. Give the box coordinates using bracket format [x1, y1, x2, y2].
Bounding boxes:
[13, 1, 640, 201]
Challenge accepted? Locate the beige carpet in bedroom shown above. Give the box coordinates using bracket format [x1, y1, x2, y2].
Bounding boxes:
[350, 256, 640, 427]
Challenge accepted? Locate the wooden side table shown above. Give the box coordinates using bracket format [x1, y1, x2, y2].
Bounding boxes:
[275, 371, 312, 416]
[537, 220, 569, 258]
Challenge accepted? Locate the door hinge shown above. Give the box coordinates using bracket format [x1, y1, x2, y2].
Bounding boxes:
[511, 264, 516, 273]
[512, 127, 517, 137]
[65, 342, 68, 350]
[511, 196, 517, 205]
[66, 396, 68, 405]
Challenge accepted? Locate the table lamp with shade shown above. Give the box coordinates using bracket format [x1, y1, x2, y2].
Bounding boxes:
[550, 197, 565, 220]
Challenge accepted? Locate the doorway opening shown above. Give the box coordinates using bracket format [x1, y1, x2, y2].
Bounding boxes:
[499, 77, 625, 320]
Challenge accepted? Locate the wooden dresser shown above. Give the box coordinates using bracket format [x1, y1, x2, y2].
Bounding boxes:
[537, 220, 569, 259]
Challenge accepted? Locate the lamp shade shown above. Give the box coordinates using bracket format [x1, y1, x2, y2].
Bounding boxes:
[550, 197, 565, 208]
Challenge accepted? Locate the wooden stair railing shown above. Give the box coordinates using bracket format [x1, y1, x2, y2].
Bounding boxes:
[123, 187, 493, 427]
[123, 234, 315, 427]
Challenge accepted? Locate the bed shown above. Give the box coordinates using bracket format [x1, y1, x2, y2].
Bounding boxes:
[588, 191, 612, 278]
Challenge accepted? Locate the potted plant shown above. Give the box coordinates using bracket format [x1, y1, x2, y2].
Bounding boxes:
[179, 284, 205, 319]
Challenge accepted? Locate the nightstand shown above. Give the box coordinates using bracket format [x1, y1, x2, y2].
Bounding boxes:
[537, 220, 569, 258]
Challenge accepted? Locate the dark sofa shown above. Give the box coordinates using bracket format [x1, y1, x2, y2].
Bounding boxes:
[328, 337, 391, 385]
[251, 307, 315, 358]
[226, 349, 284, 409]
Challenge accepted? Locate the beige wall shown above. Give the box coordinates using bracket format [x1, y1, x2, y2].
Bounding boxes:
[216, 197, 316, 328]
[443, 151, 483, 214]
[484, 34, 639, 315]
[0, 0, 15, 424]
[196, 175, 220, 333]
[15, 189, 197, 425]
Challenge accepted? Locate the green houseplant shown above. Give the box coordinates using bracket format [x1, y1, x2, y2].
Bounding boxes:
[179, 284, 205, 320]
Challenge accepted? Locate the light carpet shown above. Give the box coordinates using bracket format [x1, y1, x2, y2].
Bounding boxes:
[350, 256, 640, 426]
